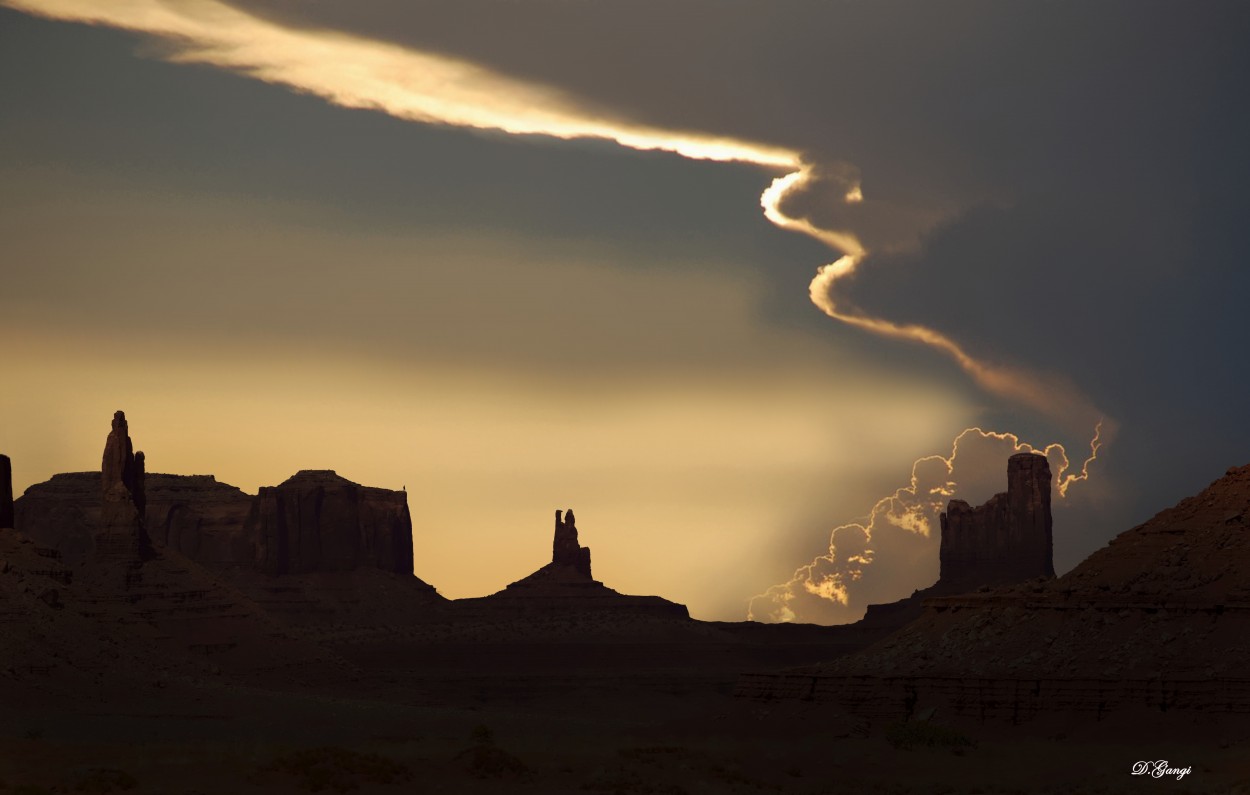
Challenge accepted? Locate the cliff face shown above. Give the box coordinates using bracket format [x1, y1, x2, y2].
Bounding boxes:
[938, 452, 1055, 590]
[144, 474, 256, 565]
[249, 470, 414, 576]
[14, 416, 416, 579]
[1, 453, 12, 530]
[858, 452, 1054, 630]
[18, 470, 415, 576]
[16, 473, 100, 563]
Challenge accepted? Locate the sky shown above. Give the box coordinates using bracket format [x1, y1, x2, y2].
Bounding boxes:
[1, 0, 1248, 622]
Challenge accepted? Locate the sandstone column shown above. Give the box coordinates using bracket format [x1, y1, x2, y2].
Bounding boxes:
[552, 509, 593, 578]
[938, 452, 1053, 590]
[96, 411, 152, 561]
[1007, 452, 1054, 579]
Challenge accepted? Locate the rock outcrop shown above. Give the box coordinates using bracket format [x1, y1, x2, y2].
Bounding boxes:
[249, 470, 415, 576]
[94, 411, 152, 561]
[464, 509, 689, 622]
[1, 453, 13, 530]
[858, 452, 1054, 629]
[12, 416, 442, 630]
[939, 452, 1054, 589]
[144, 474, 255, 565]
[13, 473, 99, 563]
[552, 508, 592, 578]
[17, 468, 416, 579]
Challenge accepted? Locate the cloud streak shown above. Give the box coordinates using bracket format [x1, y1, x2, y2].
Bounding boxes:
[2, 0, 799, 168]
[760, 168, 1110, 434]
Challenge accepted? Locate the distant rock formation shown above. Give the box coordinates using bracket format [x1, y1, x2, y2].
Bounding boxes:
[552, 508, 592, 578]
[859, 452, 1054, 629]
[18, 468, 417, 578]
[250, 470, 415, 576]
[13, 416, 441, 627]
[144, 474, 255, 565]
[741, 461, 1250, 720]
[14, 415, 417, 579]
[94, 411, 152, 561]
[939, 452, 1055, 590]
[466, 509, 689, 620]
[1, 453, 13, 530]
[14, 473, 98, 562]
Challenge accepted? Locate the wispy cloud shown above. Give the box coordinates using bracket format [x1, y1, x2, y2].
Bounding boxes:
[749, 424, 1103, 623]
[3, 0, 799, 167]
[3, 0, 1108, 433]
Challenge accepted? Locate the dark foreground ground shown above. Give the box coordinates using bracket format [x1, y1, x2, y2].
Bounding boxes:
[4, 633, 1250, 795]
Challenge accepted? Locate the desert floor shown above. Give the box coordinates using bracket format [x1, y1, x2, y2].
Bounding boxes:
[4, 637, 1250, 795]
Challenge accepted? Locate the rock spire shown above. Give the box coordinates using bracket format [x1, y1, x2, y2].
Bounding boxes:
[96, 410, 152, 560]
[552, 508, 592, 578]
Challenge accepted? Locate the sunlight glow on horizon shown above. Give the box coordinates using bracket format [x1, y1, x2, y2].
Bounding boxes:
[0, 331, 974, 618]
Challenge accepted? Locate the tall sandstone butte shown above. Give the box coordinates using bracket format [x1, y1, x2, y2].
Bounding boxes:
[1, 453, 13, 530]
[95, 410, 152, 561]
[938, 451, 1055, 589]
[858, 451, 1055, 629]
[249, 470, 414, 576]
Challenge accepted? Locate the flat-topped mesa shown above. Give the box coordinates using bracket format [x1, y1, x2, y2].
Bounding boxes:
[1, 454, 13, 530]
[14, 468, 418, 578]
[96, 411, 153, 561]
[938, 451, 1054, 590]
[249, 469, 414, 576]
[552, 508, 592, 578]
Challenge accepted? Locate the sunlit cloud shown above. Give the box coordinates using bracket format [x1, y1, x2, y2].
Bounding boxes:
[760, 167, 1111, 435]
[2, 0, 799, 169]
[748, 424, 1103, 624]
